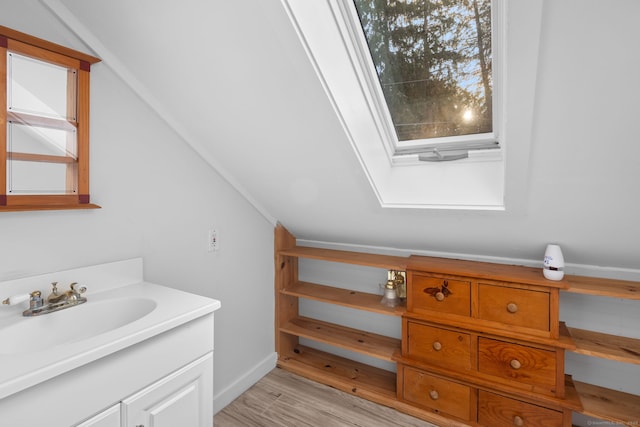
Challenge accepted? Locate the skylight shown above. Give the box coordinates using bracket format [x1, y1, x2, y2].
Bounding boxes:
[281, 0, 542, 210]
[352, 0, 494, 153]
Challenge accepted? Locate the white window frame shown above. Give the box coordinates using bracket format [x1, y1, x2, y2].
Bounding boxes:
[337, 0, 503, 163]
[281, 0, 543, 210]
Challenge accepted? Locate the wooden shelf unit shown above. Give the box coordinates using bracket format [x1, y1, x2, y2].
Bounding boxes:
[282, 281, 405, 316]
[278, 246, 407, 270]
[565, 327, 640, 366]
[275, 225, 412, 415]
[572, 380, 640, 426]
[278, 345, 398, 403]
[564, 275, 640, 300]
[280, 316, 401, 362]
[275, 225, 640, 426]
[562, 283, 640, 426]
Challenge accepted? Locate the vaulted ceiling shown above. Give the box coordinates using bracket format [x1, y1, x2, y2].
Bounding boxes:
[31, 0, 640, 270]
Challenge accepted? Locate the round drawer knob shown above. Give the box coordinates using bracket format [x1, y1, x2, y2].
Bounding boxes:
[510, 359, 522, 370]
[513, 415, 524, 426]
[435, 292, 445, 301]
[432, 341, 443, 351]
[506, 302, 519, 313]
[429, 390, 439, 400]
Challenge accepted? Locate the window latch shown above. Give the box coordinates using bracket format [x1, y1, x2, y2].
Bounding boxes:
[418, 148, 469, 162]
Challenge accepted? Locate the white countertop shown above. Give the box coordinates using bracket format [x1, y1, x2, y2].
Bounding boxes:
[0, 259, 220, 400]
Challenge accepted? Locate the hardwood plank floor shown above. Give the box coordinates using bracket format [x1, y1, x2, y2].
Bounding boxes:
[214, 368, 438, 426]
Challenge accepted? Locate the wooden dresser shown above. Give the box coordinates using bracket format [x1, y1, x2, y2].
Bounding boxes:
[274, 225, 640, 426]
[396, 256, 577, 426]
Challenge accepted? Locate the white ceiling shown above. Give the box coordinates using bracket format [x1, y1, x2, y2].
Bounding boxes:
[38, 0, 640, 270]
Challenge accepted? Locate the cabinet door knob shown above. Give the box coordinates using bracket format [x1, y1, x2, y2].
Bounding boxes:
[429, 390, 439, 400]
[513, 415, 524, 426]
[435, 291, 445, 301]
[432, 341, 443, 351]
[510, 359, 522, 370]
[506, 302, 518, 313]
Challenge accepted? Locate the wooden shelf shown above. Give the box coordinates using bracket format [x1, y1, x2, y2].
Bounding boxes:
[564, 275, 640, 300]
[277, 345, 397, 404]
[282, 281, 405, 316]
[278, 246, 408, 270]
[566, 327, 640, 365]
[573, 380, 640, 426]
[281, 316, 401, 362]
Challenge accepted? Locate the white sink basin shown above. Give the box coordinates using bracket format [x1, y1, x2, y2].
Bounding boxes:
[0, 297, 157, 354]
[0, 258, 220, 401]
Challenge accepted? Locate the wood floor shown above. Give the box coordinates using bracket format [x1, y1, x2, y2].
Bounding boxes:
[214, 368, 437, 427]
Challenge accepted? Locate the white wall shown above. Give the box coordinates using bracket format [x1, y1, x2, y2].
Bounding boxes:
[184, 0, 640, 273]
[0, 1, 275, 412]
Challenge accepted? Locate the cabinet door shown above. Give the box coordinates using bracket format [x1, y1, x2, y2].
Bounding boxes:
[74, 404, 120, 427]
[122, 352, 213, 427]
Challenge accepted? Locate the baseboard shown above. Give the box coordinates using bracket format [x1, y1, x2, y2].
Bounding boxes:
[213, 351, 278, 414]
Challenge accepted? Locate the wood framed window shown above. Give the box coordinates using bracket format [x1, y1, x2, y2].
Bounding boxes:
[0, 26, 101, 211]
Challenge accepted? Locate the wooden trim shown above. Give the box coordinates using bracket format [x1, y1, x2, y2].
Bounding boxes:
[7, 39, 83, 69]
[1, 195, 97, 209]
[0, 43, 6, 201]
[76, 68, 90, 197]
[0, 25, 100, 64]
[549, 288, 560, 339]
[275, 224, 299, 359]
[0, 203, 100, 212]
[8, 152, 75, 164]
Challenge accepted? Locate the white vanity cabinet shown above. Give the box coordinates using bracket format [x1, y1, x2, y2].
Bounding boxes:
[75, 352, 213, 427]
[0, 259, 219, 427]
[1, 312, 216, 427]
[121, 352, 213, 427]
[76, 404, 120, 427]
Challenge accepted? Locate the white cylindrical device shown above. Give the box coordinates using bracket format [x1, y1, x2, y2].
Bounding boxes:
[543, 244, 565, 280]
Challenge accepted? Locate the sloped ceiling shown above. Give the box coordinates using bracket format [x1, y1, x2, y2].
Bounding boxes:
[46, 0, 640, 270]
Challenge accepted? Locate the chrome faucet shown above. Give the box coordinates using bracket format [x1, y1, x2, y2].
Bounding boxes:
[2, 282, 87, 316]
[47, 282, 86, 305]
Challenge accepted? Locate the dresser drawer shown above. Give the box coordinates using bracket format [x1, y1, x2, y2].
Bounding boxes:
[478, 338, 557, 394]
[478, 390, 564, 427]
[478, 284, 550, 332]
[410, 275, 471, 317]
[406, 321, 471, 370]
[401, 365, 474, 421]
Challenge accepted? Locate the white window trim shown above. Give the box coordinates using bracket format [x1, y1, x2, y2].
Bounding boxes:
[334, 0, 503, 163]
[281, 0, 543, 211]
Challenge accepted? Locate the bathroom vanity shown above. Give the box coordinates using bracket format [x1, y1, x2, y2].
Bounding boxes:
[0, 259, 221, 427]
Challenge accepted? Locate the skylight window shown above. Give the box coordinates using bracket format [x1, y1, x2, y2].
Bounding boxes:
[281, 0, 542, 209]
[352, 0, 498, 159]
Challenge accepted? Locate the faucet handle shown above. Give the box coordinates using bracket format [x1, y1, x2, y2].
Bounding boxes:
[69, 282, 87, 294]
[2, 291, 41, 306]
[2, 293, 30, 305]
